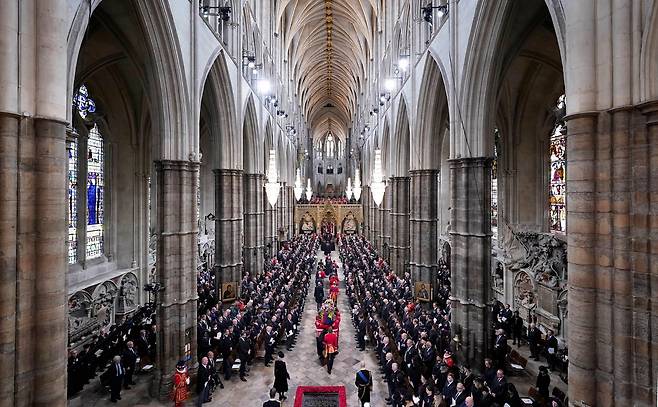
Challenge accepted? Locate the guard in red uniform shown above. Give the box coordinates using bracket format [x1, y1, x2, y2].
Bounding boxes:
[171, 361, 189, 407]
[323, 328, 339, 374]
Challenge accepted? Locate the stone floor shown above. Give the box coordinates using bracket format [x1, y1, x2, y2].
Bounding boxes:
[203, 249, 385, 406]
[70, 249, 568, 406]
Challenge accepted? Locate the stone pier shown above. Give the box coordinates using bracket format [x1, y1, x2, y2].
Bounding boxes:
[410, 169, 439, 290]
[389, 176, 410, 275]
[243, 173, 264, 275]
[449, 157, 492, 368]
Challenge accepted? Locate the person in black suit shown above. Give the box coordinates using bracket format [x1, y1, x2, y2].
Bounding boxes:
[218, 329, 232, 380]
[493, 328, 508, 369]
[263, 325, 276, 366]
[122, 341, 138, 389]
[452, 382, 468, 407]
[273, 352, 290, 401]
[490, 369, 507, 404]
[442, 372, 457, 402]
[262, 388, 281, 407]
[237, 331, 250, 381]
[545, 329, 559, 371]
[527, 323, 541, 361]
[105, 355, 125, 403]
[388, 363, 405, 407]
[314, 282, 324, 311]
[207, 351, 224, 390]
[284, 315, 295, 351]
[197, 357, 212, 406]
[510, 310, 524, 345]
[356, 315, 367, 351]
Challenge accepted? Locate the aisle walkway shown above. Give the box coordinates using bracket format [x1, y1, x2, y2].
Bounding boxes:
[207, 249, 385, 406]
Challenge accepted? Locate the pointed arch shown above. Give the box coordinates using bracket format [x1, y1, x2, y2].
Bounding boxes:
[201, 50, 238, 169]
[393, 98, 410, 177]
[242, 95, 261, 174]
[415, 56, 449, 170]
[381, 119, 391, 176]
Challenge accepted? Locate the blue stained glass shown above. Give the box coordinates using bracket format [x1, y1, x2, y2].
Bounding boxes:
[68, 140, 78, 264]
[73, 84, 96, 119]
[86, 124, 104, 259]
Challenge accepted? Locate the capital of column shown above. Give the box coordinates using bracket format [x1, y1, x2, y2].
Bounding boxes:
[637, 99, 658, 126]
[243, 172, 265, 180]
[213, 168, 243, 176]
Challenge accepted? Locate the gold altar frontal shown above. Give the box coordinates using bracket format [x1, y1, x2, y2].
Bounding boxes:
[294, 204, 363, 235]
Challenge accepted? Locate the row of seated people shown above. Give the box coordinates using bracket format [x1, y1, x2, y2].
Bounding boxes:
[67, 304, 157, 398]
[194, 234, 317, 400]
[340, 235, 527, 407]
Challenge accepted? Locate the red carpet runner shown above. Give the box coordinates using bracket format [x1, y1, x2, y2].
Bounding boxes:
[293, 386, 347, 407]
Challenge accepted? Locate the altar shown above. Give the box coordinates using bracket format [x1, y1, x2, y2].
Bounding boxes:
[294, 203, 363, 235]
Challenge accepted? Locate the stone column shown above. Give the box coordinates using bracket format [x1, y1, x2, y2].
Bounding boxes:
[410, 169, 439, 290]
[214, 169, 243, 291]
[276, 182, 286, 242]
[289, 187, 297, 236]
[286, 186, 294, 238]
[0, 116, 69, 407]
[563, 113, 597, 404]
[361, 186, 370, 237]
[243, 173, 264, 275]
[155, 160, 199, 397]
[635, 102, 658, 407]
[0, 113, 18, 406]
[372, 190, 381, 250]
[264, 186, 277, 257]
[449, 157, 491, 367]
[379, 188, 392, 263]
[390, 177, 410, 274]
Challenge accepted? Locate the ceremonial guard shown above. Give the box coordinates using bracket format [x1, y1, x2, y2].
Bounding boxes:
[323, 327, 338, 374]
[171, 361, 190, 407]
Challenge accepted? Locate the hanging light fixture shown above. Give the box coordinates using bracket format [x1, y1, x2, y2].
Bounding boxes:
[264, 149, 280, 207]
[294, 168, 304, 201]
[346, 177, 353, 200]
[353, 169, 362, 201]
[370, 149, 386, 207]
[305, 178, 313, 201]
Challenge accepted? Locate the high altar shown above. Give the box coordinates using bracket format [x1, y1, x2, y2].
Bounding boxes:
[294, 203, 363, 235]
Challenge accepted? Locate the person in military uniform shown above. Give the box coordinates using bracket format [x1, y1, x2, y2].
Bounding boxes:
[355, 361, 372, 407]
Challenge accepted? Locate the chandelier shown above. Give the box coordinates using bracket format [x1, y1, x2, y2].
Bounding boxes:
[264, 149, 280, 207]
[305, 178, 313, 201]
[294, 168, 304, 201]
[371, 149, 386, 207]
[346, 177, 353, 200]
[353, 169, 362, 201]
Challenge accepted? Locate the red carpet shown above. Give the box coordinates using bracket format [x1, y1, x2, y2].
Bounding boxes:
[293, 386, 347, 407]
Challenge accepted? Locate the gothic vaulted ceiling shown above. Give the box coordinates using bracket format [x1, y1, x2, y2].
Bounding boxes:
[277, 0, 376, 141]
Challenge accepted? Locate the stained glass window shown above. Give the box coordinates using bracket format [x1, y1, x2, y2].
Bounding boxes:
[550, 95, 567, 233]
[326, 133, 335, 158]
[68, 140, 78, 264]
[73, 84, 96, 120]
[86, 124, 104, 259]
[491, 129, 499, 238]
